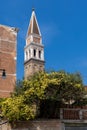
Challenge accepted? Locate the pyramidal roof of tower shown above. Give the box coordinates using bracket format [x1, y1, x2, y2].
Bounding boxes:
[26, 9, 41, 37]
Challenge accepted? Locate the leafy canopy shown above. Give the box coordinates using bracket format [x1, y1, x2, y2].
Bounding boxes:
[1, 71, 86, 121]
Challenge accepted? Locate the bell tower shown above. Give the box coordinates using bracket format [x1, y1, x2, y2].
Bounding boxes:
[24, 9, 45, 79]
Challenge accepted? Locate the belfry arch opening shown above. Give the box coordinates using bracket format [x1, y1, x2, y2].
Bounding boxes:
[39, 50, 41, 59]
[33, 49, 36, 57]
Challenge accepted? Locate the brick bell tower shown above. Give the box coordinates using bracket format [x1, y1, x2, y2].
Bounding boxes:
[24, 9, 45, 79]
[0, 25, 18, 97]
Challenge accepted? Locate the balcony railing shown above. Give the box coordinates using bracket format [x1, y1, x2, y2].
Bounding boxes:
[60, 108, 87, 120]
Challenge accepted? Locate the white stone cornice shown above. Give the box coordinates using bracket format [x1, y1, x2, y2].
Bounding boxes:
[0, 73, 16, 76]
[0, 90, 13, 93]
[24, 42, 44, 50]
[0, 50, 15, 54]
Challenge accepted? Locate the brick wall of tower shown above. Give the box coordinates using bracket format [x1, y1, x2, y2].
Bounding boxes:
[24, 59, 45, 79]
[0, 25, 17, 98]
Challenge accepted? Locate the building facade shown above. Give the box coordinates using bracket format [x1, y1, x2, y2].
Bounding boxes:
[0, 25, 18, 97]
[24, 10, 45, 79]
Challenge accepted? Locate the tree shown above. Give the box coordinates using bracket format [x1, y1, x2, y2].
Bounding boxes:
[1, 71, 86, 121]
[2, 96, 37, 122]
[44, 71, 85, 104]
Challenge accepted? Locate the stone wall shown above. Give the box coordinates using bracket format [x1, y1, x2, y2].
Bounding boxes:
[0, 120, 63, 130]
[1, 120, 87, 130]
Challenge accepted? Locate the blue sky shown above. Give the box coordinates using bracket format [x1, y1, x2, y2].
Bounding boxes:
[0, 0, 87, 85]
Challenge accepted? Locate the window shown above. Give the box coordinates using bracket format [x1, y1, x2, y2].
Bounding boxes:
[34, 49, 36, 57]
[29, 65, 31, 68]
[39, 50, 41, 59]
[40, 66, 42, 71]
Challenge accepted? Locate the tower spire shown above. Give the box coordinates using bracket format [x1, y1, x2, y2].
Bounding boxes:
[26, 9, 41, 45]
[24, 9, 45, 79]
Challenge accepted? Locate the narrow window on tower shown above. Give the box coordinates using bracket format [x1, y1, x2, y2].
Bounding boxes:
[33, 49, 36, 57]
[39, 50, 41, 59]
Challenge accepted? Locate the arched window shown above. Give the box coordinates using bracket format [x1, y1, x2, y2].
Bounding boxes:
[33, 49, 36, 57]
[39, 50, 41, 59]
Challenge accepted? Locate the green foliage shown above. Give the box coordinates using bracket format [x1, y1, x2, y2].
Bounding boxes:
[0, 98, 5, 108]
[13, 80, 24, 96]
[2, 96, 36, 122]
[1, 71, 86, 121]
